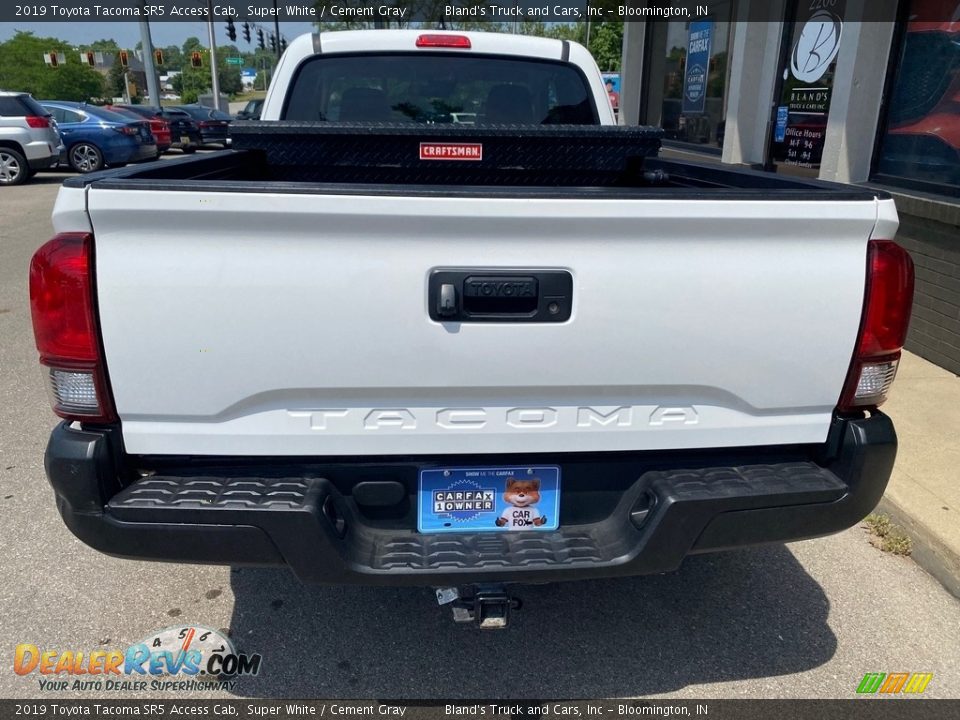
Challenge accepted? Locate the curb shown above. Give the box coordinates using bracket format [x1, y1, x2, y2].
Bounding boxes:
[876, 496, 960, 600]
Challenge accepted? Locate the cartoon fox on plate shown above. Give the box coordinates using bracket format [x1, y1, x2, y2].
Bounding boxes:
[496, 477, 548, 530]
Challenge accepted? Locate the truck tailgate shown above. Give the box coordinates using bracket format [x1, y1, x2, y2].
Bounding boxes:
[86, 188, 880, 456]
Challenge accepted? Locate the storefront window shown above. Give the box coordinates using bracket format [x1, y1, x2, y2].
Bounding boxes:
[643, 0, 733, 149]
[770, 0, 846, 173]
[874, 1, 960, 194]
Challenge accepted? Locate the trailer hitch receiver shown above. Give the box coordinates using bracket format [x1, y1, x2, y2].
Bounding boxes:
[436, 585, 522, 629]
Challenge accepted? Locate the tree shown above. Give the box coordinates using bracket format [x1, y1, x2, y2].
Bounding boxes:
[42, 62, 108, 102]
[181, 37, 204, 56]
[171, 67, 208, 104]
[219, 66, 243, 96]
[86, 38, 120, 54]
[0, 31, 105, 102]
[107, 59, 127, 99]
[586, 22, 623, 72]
[162, 45, 183, 69]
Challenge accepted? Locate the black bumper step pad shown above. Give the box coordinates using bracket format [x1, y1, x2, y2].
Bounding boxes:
[106, 462, 847, 574]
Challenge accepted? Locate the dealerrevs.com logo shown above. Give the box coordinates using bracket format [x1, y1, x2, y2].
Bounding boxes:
[14, 625, 262, 692]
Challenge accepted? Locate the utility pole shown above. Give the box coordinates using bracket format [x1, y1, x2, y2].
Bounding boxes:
[273, 0, 282, 58]
[139, 19, 161, 105]
[206, 0, 222, 111]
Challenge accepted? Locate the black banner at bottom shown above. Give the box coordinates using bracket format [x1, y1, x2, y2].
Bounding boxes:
[1, 700, 959, 720]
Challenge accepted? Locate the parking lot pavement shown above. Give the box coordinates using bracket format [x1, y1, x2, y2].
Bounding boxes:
[1, 173, 959, 700]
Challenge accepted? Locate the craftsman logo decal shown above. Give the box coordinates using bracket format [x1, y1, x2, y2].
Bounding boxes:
[419, 142, 483, 161]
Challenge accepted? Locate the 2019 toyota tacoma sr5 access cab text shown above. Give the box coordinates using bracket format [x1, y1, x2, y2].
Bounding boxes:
[30, 31, 914, 625]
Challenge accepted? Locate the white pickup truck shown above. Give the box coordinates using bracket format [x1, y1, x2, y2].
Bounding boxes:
[31, 31, 914, 625]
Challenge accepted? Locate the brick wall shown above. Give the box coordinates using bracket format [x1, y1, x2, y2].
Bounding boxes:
[895, 212, 960, 377]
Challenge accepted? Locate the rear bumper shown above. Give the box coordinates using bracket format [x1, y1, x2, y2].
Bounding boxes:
[28, 153, 58, 171]
[45, 413, 896, 585]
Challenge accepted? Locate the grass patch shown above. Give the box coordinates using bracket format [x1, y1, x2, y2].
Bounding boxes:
[863, 513, 913, 556]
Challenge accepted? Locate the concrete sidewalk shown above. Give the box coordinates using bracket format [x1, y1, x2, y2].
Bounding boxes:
[879, 350, 960, 597]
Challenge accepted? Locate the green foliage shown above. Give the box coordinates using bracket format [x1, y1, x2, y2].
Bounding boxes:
[107, 58, 127, 99]
[219, 66, 243, 96]
[864, 514, 913, 556]
[181, 37, 205, 56]
[0, 31, 105, 102]
[170, 50, 245, 102]
[587, 22, 623, 72]
[155, 45, 183, 70]
[86, 39, 120, 54]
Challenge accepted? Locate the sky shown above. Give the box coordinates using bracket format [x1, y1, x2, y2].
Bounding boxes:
[0, 21, 319, 50]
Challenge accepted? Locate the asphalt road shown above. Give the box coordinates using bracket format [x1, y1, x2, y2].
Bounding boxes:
[1, 170, 959, 701]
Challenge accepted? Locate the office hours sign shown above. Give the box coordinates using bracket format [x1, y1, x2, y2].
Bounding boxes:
[772, 0, 845, 169]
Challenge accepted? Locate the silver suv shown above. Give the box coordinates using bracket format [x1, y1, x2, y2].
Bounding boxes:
[0, 91, 62, 185]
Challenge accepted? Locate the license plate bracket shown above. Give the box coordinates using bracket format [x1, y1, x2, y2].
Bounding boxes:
[418, 466, 560, 533]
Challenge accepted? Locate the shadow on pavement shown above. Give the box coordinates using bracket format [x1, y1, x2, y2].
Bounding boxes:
[28, 173, 74, 185]
[225, 545, 835, 698]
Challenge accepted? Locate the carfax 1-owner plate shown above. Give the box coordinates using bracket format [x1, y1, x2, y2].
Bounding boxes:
[418, 466, 560, 533]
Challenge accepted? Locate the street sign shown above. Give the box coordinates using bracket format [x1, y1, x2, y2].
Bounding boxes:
[226, 57, 243, 65]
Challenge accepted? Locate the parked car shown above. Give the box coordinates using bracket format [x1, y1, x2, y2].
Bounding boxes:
[30, 32, 915, 631]
[0, 91, 62, 185]
[113, 105, 201, 154]
[879, 10, 960, 184]
[107, 105, 171, 153]
[173, 105, 232, 146]
[39, 101, 157, 173]
[235, 98, 264, 120]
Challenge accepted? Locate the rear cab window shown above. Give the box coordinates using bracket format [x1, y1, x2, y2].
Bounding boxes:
[283, 53, 598, 125]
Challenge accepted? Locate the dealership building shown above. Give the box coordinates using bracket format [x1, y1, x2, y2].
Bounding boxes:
[617, 0, 960, 375]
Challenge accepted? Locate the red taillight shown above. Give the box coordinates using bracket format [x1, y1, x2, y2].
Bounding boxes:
[29, 233, 116, 423]
[838, 240, 915, 411]
[115, 125, 139, 135]
[416, 34, 472, 49]
[25, 115, 50, 128]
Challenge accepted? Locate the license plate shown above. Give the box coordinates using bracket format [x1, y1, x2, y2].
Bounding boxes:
[418, 466, 560, 533]
[180, 136, 190, 145]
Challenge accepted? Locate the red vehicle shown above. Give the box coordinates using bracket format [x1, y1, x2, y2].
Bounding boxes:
[107, 106, 171, 154]
[879, 2, 960, 183]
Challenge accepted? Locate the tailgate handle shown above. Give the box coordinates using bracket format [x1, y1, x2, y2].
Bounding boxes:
[429, 270, 572, 323]
[463, 276, 538, 315]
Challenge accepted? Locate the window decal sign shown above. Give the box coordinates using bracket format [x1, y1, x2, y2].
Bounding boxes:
[682, 20, 713, 114]
[771, 0, 846, 169]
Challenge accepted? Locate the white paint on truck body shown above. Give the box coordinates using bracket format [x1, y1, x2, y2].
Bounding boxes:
[83, 187, 889, 456]
[55, 30, 899, 457]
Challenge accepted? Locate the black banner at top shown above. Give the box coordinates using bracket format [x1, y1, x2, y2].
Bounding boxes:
[0, 0, 943, 24]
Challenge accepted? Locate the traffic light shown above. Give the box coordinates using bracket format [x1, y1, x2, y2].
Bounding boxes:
[279, 37, 287, 53]
[269, 34, 276, 53]
[191, 51, 202, 68]
[119, 50, 129, 67]
[154, 48, 163, 66]
[226, 19, 236, 43]
[85, 51, 95, 67]
[243, 22, 251, 43]
[257, 28, 265, 50]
